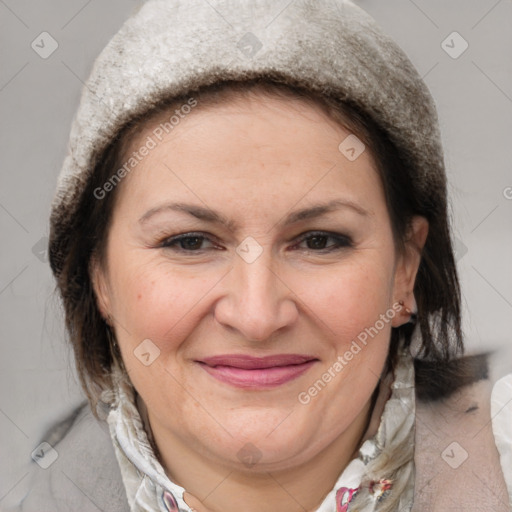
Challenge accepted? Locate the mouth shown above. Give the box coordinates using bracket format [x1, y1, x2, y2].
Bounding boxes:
[195, 354, 319, 389]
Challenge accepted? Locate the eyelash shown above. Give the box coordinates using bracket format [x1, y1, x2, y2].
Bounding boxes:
[159, 231, 353, 254]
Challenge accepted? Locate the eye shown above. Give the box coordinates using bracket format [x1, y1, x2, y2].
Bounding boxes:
[160, 232, 217, 252]
[292, 231, 353, 252]
[158, 230, 353, 254]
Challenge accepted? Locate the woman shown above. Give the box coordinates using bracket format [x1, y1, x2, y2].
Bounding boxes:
[11, 0, 511, 511]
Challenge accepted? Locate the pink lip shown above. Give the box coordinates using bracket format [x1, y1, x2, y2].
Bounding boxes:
[197, 354, 318, 389]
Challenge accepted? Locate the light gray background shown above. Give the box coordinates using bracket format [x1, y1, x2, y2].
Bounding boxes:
[1, 0, 511, 506]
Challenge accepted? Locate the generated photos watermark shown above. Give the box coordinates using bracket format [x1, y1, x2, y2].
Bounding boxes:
[298, 301, 403, 405]
[94, 97, 198, 200]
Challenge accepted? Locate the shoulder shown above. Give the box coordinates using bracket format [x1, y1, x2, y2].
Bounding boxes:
[413, 375, 511, 511]
[6, 401, 129, 512]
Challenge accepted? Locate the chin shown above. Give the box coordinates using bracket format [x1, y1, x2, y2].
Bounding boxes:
[202, 410, 320, 469]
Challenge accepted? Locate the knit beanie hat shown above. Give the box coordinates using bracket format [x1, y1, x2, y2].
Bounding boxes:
[48, 0, 446, 277]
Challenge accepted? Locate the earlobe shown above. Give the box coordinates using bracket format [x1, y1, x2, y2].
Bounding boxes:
[392, 216, 429, 327]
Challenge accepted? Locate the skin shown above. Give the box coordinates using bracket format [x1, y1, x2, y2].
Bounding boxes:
[92, 92, 428, 512]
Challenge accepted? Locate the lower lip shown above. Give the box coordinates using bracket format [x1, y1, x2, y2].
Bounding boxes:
[198, 361, 317, 389]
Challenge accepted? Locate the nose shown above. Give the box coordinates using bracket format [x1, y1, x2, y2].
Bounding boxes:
[214, 251, 299, 343]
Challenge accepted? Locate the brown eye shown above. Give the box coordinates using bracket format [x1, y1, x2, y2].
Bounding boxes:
[161, 233, 215, 252]
[306, 235, 330, 250]
[294, 231, 353, 252]
[177, 236, 204, 250]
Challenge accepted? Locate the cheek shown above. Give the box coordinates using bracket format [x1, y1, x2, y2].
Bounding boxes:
[108, 255, 217, 354]
[294, 255, 395, 348]
[290, 258, 394, 437]
[108, 260, 214, 413]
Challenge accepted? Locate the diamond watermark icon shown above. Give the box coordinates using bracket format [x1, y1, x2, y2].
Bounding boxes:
[237, 442, 262, 468]
[441, 31, 468, 59]
[237, 32, 263, 58]
[31, 441, 58, 469]
[236, 236, 263, 263]
[453, 236, 468, 262]
[32, 236, 49, 262]
[134, 338, 161, 366]
[338, 134, 365, 161]
[31, 32, 59, 59]
[441, 441, 468, 469]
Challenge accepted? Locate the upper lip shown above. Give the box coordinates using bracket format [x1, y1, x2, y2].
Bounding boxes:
[198, 354, 317, 369]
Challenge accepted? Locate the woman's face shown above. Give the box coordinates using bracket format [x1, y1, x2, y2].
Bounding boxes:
[93, 92, 427, 473]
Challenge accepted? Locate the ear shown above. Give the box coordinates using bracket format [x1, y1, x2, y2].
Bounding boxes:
[89, 254, 112, 324]
[391, 215, 429, 328]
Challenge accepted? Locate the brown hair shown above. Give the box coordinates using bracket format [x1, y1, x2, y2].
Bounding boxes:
[50, 78, 478, 416]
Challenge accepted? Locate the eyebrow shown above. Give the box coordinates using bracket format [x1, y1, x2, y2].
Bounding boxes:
[138, 199, 371, 231]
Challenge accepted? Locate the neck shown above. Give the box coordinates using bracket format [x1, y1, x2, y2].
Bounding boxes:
[145, 396, 380, 512]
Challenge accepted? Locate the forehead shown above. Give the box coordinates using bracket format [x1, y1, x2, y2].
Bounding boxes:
[114, 92, 385, 221]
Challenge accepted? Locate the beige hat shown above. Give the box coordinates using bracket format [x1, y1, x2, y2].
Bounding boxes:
[49, 0, 446, 276]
